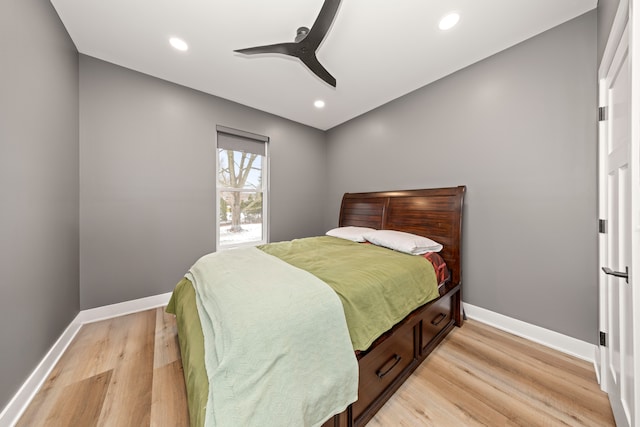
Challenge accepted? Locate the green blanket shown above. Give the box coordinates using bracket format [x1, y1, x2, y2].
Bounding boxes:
[184, 246, 358, 427]
[259, 236, 440, 351]
[167, 236, 441, 426]
[167, 278, 208, 427]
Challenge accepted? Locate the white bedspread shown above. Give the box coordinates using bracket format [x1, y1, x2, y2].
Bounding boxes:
[186, 247, 358, 427]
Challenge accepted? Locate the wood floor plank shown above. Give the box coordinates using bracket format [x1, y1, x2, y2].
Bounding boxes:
[15, 320, 118, 427]
[96, 310, 156, 427]
[416, 357, 519, 426]
[151, 307, 188, 425]
[43, 370, 112, 427]
[18, 312, 614, 427]
[60, 316, 130, 383]
[440, 331, 611, 425]
[424, 346, 568, 426]
[369, 322, 615, 427]
[14, 376, 59, 427]
[153, 307, 181, 369]
[460, 321, 602, 393]
[392, 365, 511, 427]
[150, 359, 189, 427]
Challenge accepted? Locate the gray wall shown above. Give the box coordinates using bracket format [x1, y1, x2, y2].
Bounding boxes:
[0, 0, 79, 410]
[79, 56, 327, 309]
[597, 0, 621, 65]
[325, 11, 597, 343]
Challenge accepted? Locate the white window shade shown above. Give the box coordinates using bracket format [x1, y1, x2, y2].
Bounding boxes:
[216, 125, 268, 156]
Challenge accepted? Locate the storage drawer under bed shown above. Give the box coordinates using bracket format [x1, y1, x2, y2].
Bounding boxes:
[351, 321, 416, 423]
[420, 292, 454, 355]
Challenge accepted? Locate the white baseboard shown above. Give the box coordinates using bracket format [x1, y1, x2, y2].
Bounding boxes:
[593, 345, 602, 384]
[463, 303, 597, 363]
[0, 316, 83, 427]
[0, 291, 173, 427]
[77, 292, 172, 324]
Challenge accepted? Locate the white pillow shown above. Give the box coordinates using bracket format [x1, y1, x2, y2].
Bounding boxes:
[363, 229, 443, 254]
[326, 226, 377, 242]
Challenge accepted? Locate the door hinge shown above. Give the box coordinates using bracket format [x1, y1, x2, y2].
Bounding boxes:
[600, 331, 607, 347]
[599, 106, 607, 121]
[599, 219, 607, 234]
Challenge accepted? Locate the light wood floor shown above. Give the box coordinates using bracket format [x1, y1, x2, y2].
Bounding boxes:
[17, 308, 615, 427]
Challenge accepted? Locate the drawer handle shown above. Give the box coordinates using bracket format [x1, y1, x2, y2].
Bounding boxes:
[431, 313, 447, 326]
[376, 354, 402, 379]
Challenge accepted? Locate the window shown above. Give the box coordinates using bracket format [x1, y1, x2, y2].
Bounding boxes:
[216, 126, 269, 249]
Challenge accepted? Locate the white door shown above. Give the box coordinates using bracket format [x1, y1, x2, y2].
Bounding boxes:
[598, 7, 639, 425]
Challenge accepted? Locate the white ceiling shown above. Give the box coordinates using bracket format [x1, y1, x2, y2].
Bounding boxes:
[50, 0, 596, 131]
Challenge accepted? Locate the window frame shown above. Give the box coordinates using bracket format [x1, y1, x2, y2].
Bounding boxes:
[215, 125, 269, 250]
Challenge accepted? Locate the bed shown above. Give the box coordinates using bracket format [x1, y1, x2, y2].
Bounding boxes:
[167, 185, 466, 427]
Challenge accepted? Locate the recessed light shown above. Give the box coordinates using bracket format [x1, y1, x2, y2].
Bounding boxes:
[169, 37, 189, 51]
[439, 13, 460, 30]
[314, 100, 325, 109]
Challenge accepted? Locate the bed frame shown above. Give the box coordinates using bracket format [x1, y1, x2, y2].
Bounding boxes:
[321, 185, 466, 427]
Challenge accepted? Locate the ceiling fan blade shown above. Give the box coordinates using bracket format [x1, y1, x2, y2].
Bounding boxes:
[305, 0, 342, 48]
[234, 42, 297, 57]
[300, 53, 336, 87]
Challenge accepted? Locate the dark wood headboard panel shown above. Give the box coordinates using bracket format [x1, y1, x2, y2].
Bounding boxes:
[339, 186, 466, 285]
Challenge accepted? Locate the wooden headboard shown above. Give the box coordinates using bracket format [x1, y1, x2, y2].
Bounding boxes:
[339, 186, 466, 285]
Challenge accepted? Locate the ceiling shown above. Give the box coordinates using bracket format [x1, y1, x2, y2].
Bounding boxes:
[50, 0, 596, 131]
